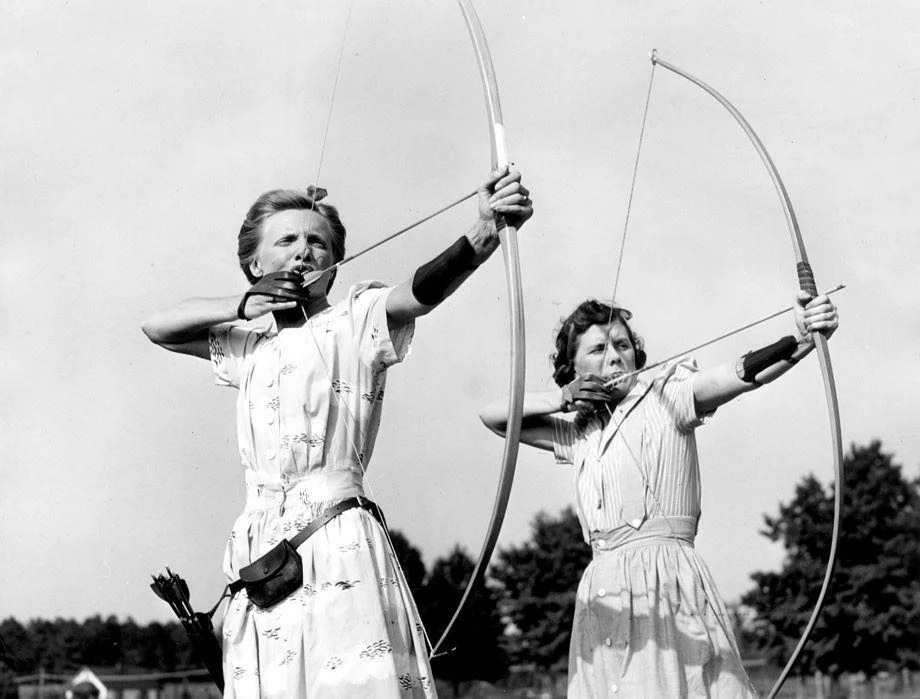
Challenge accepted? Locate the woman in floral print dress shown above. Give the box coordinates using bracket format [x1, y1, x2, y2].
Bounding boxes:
[142, 168, 532, 698]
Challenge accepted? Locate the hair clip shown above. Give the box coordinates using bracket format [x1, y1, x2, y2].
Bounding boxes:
[306, 185, 327, 202]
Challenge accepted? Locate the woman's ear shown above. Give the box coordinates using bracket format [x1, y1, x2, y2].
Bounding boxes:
[248, 258, 263, 280]
[633, 337, 646, 369]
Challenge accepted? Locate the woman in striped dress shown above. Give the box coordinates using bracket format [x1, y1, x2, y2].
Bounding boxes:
[479, 292, 838, 697]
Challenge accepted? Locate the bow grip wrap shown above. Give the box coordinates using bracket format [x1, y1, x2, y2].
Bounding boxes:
[797, 261, 818, 298]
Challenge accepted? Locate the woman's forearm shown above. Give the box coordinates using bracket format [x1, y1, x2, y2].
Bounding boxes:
[693, 335, 817, 414]
[141, 296, 241, 345]
[479, 389, 565, 436]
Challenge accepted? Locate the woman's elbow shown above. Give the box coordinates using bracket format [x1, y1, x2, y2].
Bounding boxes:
[140, 319, 161, 344]
[140, 316, 175, 346]
[478, 411, 507, 437]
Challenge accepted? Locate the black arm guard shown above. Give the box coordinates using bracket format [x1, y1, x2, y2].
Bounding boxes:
[737, 335, 798, 384]
[411, 236, 478, 306]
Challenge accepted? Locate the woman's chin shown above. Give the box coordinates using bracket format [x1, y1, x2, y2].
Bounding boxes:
[607, 376, 638, 400]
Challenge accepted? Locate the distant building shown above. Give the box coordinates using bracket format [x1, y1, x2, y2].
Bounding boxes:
[15, 666, 218, 699]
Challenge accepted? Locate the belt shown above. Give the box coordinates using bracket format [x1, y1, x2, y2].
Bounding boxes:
[227, 496, 385, 597]
[590, 515, 698, 556]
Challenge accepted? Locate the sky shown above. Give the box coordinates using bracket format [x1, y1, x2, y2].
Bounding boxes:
[2, 0, 919, 626]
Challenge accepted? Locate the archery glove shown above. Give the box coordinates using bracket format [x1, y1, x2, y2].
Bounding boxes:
[238, 271, 310, 320]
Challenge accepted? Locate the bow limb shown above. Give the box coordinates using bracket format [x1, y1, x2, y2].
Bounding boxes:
[429, 0, 526, 659]
[651, 52, 844, 698]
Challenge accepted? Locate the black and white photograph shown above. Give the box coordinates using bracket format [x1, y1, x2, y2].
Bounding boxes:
[1, 1, 918, 697]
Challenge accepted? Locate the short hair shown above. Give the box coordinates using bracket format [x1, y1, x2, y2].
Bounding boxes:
[551, 299, 647, 387]
[237, 187, 346, 284]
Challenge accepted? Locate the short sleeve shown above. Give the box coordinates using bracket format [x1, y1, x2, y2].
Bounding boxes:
[548, 414, 578, 465]
[347, 282, 415, 370]
[209, 324, 264, 388]
[654, 357, 713, 433]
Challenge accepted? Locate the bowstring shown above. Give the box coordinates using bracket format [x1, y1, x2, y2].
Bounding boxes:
[299, 0, 435, 655]
[610, 58, 657, 309]
[599, 57, 656, 372]
[596, 55, 755, 691]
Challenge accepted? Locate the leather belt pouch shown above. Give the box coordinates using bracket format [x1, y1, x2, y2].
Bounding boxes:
[227, 497, 384, 610]
[238, 539, 303, 609]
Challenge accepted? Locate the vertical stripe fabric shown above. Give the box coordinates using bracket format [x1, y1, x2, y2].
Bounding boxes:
[552, 359, 709, 541]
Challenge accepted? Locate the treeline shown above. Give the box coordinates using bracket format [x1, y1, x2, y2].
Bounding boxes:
[0, 616, 197, 674]
[2, 440, 919, 696]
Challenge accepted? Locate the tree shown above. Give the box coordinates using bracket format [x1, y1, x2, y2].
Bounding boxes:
[425, 547, 507, 695]
[0, 661, 15, 699]
[145, 621, 184, 671]
[26, 618, 73, 672]
[0, 619, 32, 673]
[388, 528, 427, 598]
[78, 615, 124, 668]
[0, 633, 20, 699]
[743, 440, 920, 680]
[490, 507, 592, 672]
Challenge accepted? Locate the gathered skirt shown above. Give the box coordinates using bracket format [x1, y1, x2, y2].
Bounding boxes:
[220, 478, 436, 699]
[568, 524, 757, 698]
